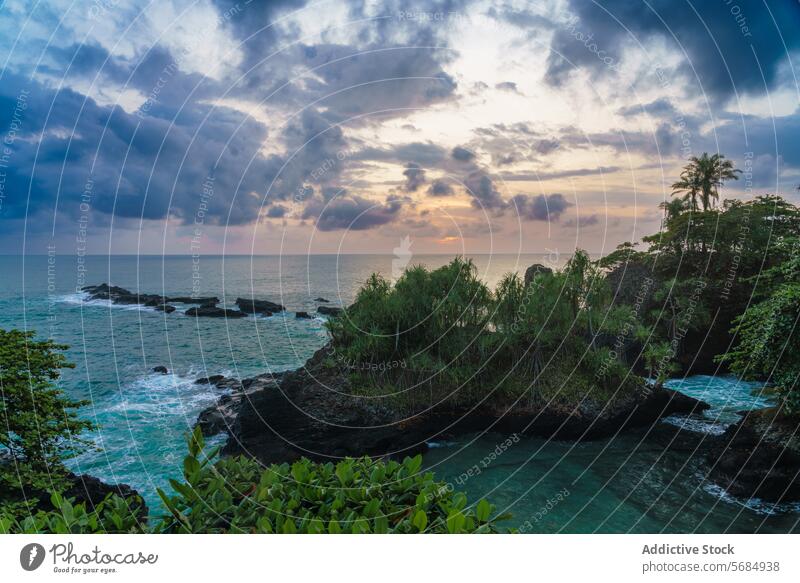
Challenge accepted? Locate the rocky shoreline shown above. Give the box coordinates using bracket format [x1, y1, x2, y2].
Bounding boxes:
[193, 344, 800, 505]
[197, 344, 706, 458]
[81, 283, 341, 319]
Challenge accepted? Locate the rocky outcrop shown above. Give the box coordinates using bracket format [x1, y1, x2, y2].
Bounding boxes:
[235, 298, 285, 315]
[152, 366, 168, 374]
[195, 374, 225, 385]
[195, 373, 282, 436]
[83, 284, 224, 316]
[185, 306, 246, 318]
[296, 311, 312, 319]
[524, 263, 553, 287]
[198, 344, 710, 466]
[708, 408, 800, 503]
[314, 297, 330, 303]
[62, 473, 148, 519]
[317, 305, 343, 316]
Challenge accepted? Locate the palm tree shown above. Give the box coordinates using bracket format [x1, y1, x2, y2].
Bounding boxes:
[671, 153, 741, 211]
[659, 198, 686, 222]
[671, 167, 701, 211]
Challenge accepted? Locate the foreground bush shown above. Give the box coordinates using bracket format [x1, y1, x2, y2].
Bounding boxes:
[154, 428, 504, 533]
[1, 429, 506, 534]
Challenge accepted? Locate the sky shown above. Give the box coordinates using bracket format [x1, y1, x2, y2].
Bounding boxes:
[0, 0, 799, 256]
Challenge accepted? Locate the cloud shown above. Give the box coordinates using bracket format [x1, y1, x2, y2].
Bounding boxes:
[0, 71, 281, 226]
[402, 162, 426, 191]
[427, 179, 454, 197]
[451, 145, 476, 162]
[509, 193, 572, 221]
[500, 165, 622, 181]
[547, 0, 800, 102]
[301, 193, 404, 231]
[463, 171, 506, 211]
[266, 204, 288, 218]
[562, 214, 600, 227]
[495, 81, 520, 93]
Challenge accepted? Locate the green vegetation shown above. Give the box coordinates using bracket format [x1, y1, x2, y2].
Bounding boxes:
[154, 428, 503, 534]
[719, 238, 800, 412]
[0, 329, 95, 513]
[1, 428, 504, 534]
[328, 253, 642, 410]
[601, 152, 800, 411]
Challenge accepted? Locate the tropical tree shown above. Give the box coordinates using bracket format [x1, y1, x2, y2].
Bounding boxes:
[0, 329, 94, 498]
[671, 153, 741, 211]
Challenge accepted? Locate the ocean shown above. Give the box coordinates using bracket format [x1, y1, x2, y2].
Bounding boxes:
[1, 254, 797, 533]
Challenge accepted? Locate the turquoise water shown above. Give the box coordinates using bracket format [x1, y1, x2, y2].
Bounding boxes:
[1, 254, 798, 532]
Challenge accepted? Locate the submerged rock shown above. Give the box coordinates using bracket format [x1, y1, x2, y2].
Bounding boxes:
[317, 305, 343, 316]
[295, 311, 312, 319]
[152, 366, 168, 374]
[314, 297, 330, 303]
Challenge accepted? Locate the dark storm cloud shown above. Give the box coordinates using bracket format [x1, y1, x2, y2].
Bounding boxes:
[547, 0, 800, 101]
[402, 162, 426, 191]
[451, 146, 476, 161]
[427, 179, 454, 196]
[301, 193, 404, 231]
[0, 70, 289, 226]
[509, 193, 571, 221]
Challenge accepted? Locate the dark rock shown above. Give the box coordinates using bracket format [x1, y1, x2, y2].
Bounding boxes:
[195, 374, 282, 437]
[62, 473, 148, 519]
[314, 297, 330, 303]
[155, 304, 176, 313]
[218, 344, 711, 466]
[317, 305, 343, 316]
[235, 297, 285, 315]
[185, 306, 247, 318]
[708, 408, 800, 503]
[195, 374, 226, 385]
[167, 296, 219, 305]
[295, 311, 312, 319]
[523, 264, 553, 287]
[152, 366, 168, 374]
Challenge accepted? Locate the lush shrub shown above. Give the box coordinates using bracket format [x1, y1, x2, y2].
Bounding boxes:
[154, 429, 505, 533]
[0, 492, 146, 534]
[2, 429, 506, 534]
[719, 238, 800, 413]
[328, 254, 640, 409]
